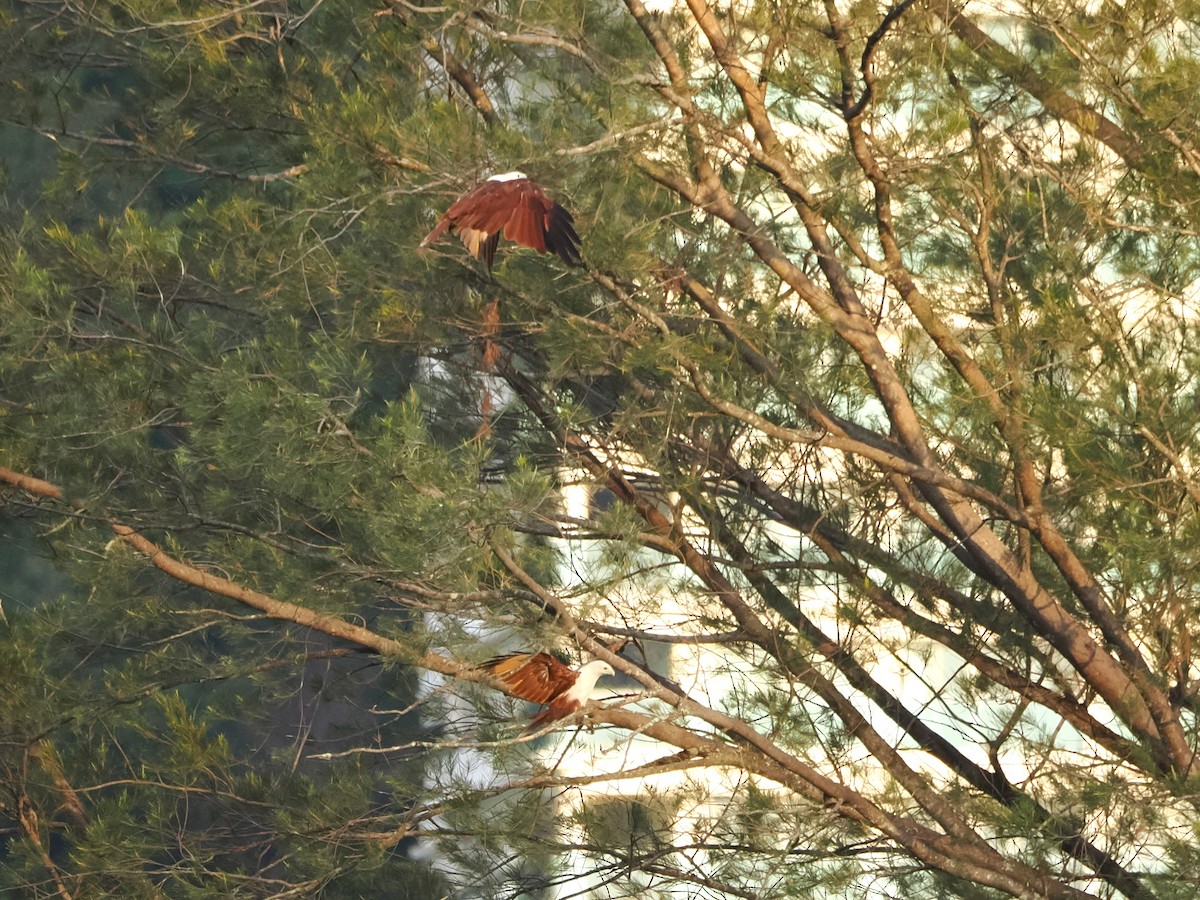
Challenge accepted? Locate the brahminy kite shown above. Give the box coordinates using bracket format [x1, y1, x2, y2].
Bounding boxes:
[420, 172, 582, 270]
[483, 652, 614, 728]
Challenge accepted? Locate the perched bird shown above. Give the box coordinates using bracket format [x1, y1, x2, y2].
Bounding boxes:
[482, 652, 614, 728]
[420, 172, 582, 270]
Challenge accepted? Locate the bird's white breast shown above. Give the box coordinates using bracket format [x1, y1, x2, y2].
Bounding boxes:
[563, 661, 614, 704]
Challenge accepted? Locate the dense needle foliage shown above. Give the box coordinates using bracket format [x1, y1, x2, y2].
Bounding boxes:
[4, 0, 1200, 896]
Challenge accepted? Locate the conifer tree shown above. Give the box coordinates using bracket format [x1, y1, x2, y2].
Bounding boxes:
[4, 0, 1200, 897]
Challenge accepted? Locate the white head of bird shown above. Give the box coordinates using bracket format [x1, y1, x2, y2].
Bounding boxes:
[565, 660, 615, 703]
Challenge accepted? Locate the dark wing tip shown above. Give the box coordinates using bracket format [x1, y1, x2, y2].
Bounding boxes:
[481, 232, 501, 270]
[545, 203, 582, 266]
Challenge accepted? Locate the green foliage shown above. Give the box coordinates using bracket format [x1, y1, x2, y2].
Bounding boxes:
[5, 0, 1200, 896]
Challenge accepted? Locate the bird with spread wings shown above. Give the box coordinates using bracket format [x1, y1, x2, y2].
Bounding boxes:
[420, 172, 582, 270]
[481, 652, 614, 728]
